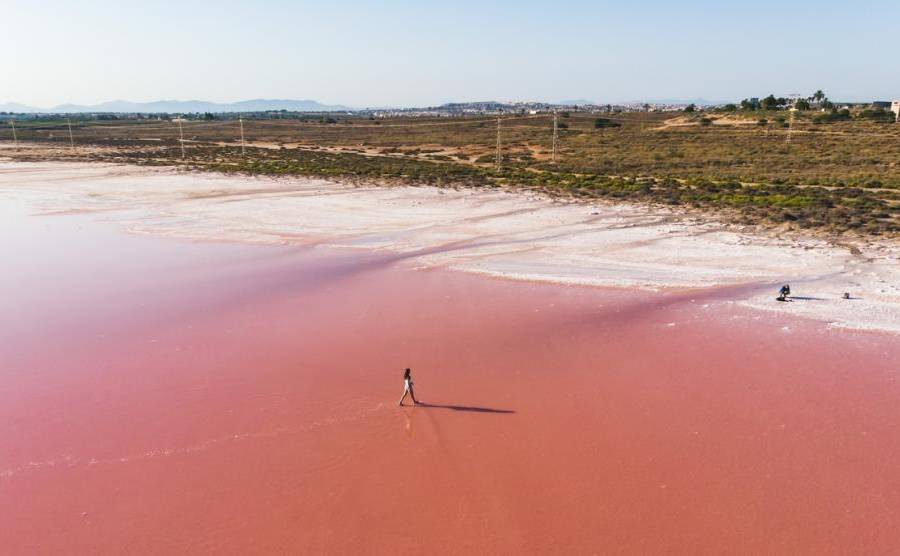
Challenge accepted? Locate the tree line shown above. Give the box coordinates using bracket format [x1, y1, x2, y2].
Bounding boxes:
[727, 90, 832, 112]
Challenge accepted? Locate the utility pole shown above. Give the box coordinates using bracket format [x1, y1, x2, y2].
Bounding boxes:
[66, 118, 75, 150]
[786, 93, 800, 145]
[239, 117, 246, 156]
[495, 114, 502, 171]
[551, 111, 559, 163]
[177, 118, 186, 159]
[786, 108, 796, 144]
[9, 120, 18, 151]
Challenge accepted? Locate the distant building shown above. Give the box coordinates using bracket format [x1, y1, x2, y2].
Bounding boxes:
[892, 100, 900, 122]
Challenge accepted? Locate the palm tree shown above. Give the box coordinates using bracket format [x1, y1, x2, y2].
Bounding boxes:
[812, 90, 826, 104]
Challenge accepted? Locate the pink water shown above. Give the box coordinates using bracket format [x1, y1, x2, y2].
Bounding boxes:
[2, 198, 900, 554]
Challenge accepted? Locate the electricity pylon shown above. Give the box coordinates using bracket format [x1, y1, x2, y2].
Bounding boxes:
[551, 111, 559, 163]
[239, 117, 246, 156]
[495, 115, 502, 171]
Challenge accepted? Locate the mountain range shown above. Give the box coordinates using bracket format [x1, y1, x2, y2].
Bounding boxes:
[0, 97, 736, 115]
[0, 99, 350, 114]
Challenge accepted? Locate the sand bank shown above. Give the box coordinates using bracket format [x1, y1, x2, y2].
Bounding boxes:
[1, 161, 898, 332]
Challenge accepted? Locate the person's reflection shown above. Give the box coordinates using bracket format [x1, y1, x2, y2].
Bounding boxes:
[404, 410, 414, 437]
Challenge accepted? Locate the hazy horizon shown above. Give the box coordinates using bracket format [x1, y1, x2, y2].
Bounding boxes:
[6, 0, 899, 108]
[0, 96, 740, 113]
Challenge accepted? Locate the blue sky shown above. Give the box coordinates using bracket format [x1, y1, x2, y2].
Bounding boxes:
[5, 0, 898, 107]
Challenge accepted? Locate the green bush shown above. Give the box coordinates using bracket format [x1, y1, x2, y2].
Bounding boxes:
[594, 118, 621, 129]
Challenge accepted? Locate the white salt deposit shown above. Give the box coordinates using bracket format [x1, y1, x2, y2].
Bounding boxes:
[2, 161, 898, 333]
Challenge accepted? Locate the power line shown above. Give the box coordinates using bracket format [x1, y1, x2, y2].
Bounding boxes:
[285, 113, 555, 130]
[71, 113, 568, 144]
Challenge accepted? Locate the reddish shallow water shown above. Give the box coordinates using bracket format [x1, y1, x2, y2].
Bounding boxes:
[2, 199, 900, 554]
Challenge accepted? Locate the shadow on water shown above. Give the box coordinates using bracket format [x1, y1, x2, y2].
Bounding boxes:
[413, 402, 515, 414]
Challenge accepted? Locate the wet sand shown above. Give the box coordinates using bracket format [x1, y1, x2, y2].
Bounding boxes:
[3, 195, 900, 554]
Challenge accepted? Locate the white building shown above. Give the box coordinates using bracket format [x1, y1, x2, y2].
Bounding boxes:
[892, 100, 900, 122]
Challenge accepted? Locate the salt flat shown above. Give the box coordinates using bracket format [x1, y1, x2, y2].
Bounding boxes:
[2, 160, 898, 332]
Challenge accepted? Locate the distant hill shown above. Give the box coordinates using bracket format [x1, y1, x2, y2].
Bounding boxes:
[0, 99, 351, 114]
[0, 102, 40, 113]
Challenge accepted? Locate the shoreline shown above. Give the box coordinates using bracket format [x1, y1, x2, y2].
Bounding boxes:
[4, 138, 900, 239]
[4, 172, 900, 553]
[2, 159, 899, 333]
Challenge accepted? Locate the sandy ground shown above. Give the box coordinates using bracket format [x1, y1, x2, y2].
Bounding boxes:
[1, 160, 898, 333]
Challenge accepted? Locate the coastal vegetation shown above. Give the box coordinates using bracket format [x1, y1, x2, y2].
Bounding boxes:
[5, 107, 900, 235]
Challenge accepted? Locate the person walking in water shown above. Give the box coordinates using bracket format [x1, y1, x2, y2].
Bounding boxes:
[398, 368, 419, 406]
